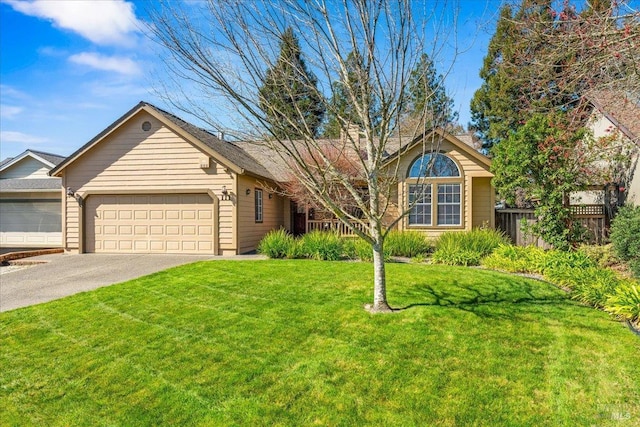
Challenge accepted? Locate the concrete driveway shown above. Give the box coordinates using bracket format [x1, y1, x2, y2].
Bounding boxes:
[0, 253, 263, 312]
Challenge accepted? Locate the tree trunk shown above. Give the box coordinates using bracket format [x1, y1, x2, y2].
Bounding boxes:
[369, 237, 394, 313]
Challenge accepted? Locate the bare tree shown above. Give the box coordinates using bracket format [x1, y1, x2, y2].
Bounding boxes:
[148, 0, 460, 313]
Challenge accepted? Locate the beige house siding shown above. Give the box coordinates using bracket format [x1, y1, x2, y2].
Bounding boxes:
[62, 110, 235, 253]
[1, 157, 52, 179]
[391, 138, 493, 239]
[471, 177, 495, 228]
[237, 175, 285, 253]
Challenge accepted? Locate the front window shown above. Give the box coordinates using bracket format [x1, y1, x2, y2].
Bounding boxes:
[255, 189, 263, 223]
[408, 184, 432, 225]
[407, 153, 462, 227]
[437, 184, 461, 225]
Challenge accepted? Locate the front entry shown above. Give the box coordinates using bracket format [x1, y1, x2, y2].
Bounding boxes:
[291, 202, 306, 236]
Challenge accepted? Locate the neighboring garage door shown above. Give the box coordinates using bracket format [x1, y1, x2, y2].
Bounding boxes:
[85, 194, 215, 254]
[0, 199, 62, 247]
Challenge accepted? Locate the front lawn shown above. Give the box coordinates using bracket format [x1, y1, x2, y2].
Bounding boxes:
[1, 261, 639, 426]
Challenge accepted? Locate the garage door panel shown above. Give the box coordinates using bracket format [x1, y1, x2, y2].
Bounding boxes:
[86, 194, 215, 254]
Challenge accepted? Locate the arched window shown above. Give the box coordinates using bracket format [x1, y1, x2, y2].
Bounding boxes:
[407, 153, 462, 226]
[408, 153, 460, 178]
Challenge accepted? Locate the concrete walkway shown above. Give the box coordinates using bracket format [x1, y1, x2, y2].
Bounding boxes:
[0, 253, 265, 312]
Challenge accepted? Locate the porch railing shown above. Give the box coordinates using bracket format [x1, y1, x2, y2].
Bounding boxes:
[306, 219, 369, 236]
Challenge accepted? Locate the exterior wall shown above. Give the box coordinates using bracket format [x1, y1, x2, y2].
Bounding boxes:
[62, 110, 235, 254]
[237, 175, 285, 253]
[471, 177, 495, 228]
[0, 157, 52, 179]
[391, 138, 493, 239]
[583, 111, 640, 206]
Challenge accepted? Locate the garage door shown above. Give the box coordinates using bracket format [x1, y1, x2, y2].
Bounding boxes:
[0, 199, 62, 247]
[85, 194, 215, 254]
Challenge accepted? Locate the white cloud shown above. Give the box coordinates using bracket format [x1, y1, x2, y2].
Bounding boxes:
[0, 105, 24, 119]
[0, 131, 49, 144]
[6, 0, 142, 46]
[69, 52, 142, 76]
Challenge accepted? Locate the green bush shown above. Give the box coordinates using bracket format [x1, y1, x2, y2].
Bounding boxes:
[300, 230, 344, 261]
[545, 267, 620, 308]
[258, 229, 295, 259]
[481, 245, 547, 274]
[432, 229, 508, 266]
[541, 249, 595, 271]
[578, 244, 621, 269]
[385, 231, 433, 258]
[610, 204, 640, 278]
[345, 238, 391, 262]
[605, 282, 640, 323]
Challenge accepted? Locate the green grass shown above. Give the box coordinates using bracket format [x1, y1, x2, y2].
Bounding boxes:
[1, 261, 639, 426]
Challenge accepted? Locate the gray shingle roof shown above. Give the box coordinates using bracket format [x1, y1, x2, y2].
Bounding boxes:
[0, 178, 61, 192]
[28, 150, 66, 166]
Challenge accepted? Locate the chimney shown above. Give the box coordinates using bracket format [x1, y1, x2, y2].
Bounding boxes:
[341, 123, 361, 146]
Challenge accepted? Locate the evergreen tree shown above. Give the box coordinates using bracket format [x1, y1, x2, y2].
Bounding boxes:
[259, 28, 324, 139]
[470, 1, 553, 149]
[400, 53, 457, 135]
[323, 50, 380, 138]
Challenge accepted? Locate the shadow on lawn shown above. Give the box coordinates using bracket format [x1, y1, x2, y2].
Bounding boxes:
[396, 279, 569, 318]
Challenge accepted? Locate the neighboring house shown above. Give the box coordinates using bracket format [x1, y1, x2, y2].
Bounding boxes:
[51, 102, 494, 255]
[0, 149, 65, 248]
[571, 91, 640, 208]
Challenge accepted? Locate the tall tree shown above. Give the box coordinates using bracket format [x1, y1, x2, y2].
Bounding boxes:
[486, 0, 639, 246]
[398, 53, 458, 136]
[470, 1, 554, 149]
[258, 28, 325, 139]
[323, 50, 380, 138]
[149, 0, 460, 313]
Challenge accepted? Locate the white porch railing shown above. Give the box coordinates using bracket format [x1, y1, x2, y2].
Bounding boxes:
[306, 219, 369, 236]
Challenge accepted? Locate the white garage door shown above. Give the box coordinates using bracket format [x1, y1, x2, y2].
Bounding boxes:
[85, 194, 215, 254]
[0, 199, 62, 247]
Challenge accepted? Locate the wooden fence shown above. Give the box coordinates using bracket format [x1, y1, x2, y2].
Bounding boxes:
[496, 205, 608, 247]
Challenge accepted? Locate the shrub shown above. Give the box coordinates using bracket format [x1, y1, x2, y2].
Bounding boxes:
[610, 204, 640, 278]
[385, 231, 433, 258]
[578, 244, 620, 269]
[605, 282, 640, 323]
[258, 229, 295, 259]
[541, 249, 594, 271]
[345, 238, 391, 262]
[545, 267, 620, 308]
[481, 245, 547, 273]
[300, 230, 343, 261]
[432, 229, 508, 266]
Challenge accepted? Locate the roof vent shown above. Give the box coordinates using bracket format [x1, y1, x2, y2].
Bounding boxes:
[142, 121, 152, 131]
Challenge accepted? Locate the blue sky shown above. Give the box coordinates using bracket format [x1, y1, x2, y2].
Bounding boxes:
[0, 0, 544, 160]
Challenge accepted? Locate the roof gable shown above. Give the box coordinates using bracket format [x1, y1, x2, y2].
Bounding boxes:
[384, 129, 492, 170]
[588, 91, 640, 146]
[50, 102, 275, 180]
[0, 149, 65, 174]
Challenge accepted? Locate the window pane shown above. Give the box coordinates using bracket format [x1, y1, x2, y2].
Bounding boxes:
[437, 184, 461, 225]
[255, 189, 263, 222]
[408, 184, 431, 225]
[408, 153, 460, 178]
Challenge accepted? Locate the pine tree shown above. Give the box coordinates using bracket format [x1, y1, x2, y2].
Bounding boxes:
[470, 1, 555, 149]
[258, 28, 324, 139]
[400, 53, 457, 135]
[323, 50, 380, 138]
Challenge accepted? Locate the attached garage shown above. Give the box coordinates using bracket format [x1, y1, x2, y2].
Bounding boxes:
[50, 102, 284, 255]
[84, 193, 215, 254]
